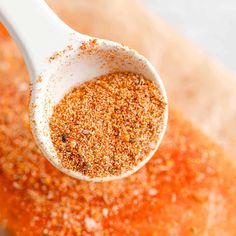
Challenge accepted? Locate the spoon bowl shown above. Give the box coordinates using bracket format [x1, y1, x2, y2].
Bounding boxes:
[31, 37, 168, 181]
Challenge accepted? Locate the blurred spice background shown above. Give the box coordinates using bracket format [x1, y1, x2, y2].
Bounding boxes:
[141, 0, 236, 74]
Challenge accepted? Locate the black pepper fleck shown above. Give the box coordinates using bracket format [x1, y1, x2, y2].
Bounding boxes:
[61, 134, 67, 143]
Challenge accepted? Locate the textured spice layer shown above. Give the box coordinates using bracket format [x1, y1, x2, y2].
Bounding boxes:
[49, 72, 166, 178]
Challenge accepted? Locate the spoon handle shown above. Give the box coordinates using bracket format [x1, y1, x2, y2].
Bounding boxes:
[0, 0, 75, 80]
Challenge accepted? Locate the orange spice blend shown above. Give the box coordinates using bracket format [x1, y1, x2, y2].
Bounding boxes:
[49, 72, 166, 178]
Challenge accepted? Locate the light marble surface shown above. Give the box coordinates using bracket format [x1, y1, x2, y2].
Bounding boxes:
[141, 0, 236, 74]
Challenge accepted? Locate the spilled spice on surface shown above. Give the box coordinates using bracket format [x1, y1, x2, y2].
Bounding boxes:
[49, 72, 166, 178]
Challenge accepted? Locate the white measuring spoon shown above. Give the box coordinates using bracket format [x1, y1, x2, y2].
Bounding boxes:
[0, 0, 168, 182]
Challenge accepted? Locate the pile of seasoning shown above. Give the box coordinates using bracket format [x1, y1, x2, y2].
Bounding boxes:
[49, 72, 166, 178]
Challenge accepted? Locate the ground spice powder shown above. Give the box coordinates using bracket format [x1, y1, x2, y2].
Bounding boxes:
[49, 72, 166, 178]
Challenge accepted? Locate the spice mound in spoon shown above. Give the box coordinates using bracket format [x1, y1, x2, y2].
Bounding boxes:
[49, 72, 166, 178]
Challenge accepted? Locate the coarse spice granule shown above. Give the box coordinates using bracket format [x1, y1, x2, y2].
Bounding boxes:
[49, 72, 166, 178]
